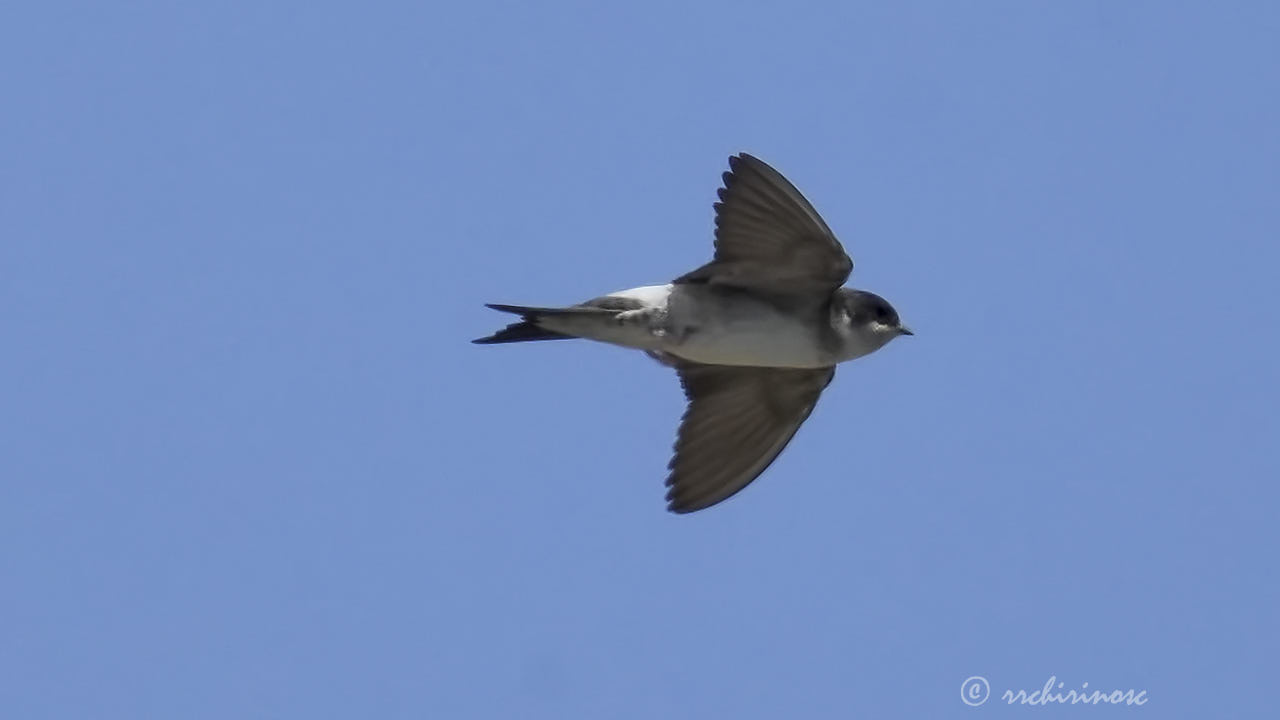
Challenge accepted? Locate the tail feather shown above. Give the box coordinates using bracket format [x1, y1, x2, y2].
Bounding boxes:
[472, 303, 610, 345]
[472, 321, 573, 344]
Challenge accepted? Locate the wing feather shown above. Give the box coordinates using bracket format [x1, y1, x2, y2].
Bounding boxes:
[664, 364, 836, 513]
[675, 154, 852, 298]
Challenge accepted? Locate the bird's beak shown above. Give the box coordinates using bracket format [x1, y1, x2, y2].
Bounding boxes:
[897, 325, 914, 336]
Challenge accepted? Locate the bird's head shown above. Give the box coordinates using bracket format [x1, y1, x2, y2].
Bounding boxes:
[832, 289, 913, 356]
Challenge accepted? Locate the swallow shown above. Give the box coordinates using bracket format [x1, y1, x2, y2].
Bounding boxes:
[475, 154, 911, 513]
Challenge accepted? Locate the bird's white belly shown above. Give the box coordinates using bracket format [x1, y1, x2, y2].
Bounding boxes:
[663, 286, 830, 368]
[672, 322, 826, 367]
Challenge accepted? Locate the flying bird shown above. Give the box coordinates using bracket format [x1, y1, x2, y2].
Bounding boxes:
[474, 154, 911, 513]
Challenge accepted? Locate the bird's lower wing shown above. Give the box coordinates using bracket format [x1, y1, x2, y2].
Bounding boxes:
[665, 363, 835, 513]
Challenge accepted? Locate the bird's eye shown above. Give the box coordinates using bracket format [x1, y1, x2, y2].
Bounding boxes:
[875, 307, 893, 322]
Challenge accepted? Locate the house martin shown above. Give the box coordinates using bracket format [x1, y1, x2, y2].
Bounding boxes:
[474, 154, 911, 513]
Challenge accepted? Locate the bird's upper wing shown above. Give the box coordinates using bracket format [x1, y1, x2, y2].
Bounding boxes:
[675, 154, 853, 298]
[665, 363, 835, 513]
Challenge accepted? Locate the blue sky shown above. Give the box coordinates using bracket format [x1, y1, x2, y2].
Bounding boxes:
[3, 2, 1277, 717]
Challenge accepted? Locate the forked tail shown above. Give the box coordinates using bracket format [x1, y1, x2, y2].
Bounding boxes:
[471, 304, 580, 344]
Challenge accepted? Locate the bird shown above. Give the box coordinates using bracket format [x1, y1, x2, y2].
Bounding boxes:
[473, 153, 912, 513]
